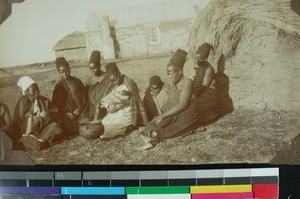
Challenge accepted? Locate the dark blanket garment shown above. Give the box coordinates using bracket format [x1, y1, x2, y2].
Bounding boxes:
[11, 95, 62, 150]
[52, 76, 89, 135]
[123, 75, 148, 126]
[143, 87, 159, 121]
[215, 73, 234, 115]
[144, 85, 198, 140]
[86, 73, 113, 119]
[192, 63, 218, 124]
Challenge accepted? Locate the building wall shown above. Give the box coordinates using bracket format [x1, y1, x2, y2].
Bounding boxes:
[157, 19, 192, 53]
[85, 27, 116, 60]
[85, 29, 104, 60]
[115, 19, 192, 58]
[85, 18, 194, 60]
[54, 48, 87, 62]
[116, 25, 148, 57]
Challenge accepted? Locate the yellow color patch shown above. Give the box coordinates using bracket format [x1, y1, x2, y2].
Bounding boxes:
[190, 185, 252, 193]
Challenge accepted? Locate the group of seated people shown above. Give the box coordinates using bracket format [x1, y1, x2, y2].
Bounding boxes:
[0, 43, 233, 151]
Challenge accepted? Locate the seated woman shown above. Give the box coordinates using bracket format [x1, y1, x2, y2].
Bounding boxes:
[0, 102, 12, 133]
[138, 49, 198, 150]
[11, 76, 63, 151]
[192, 43, 218, 126]
[52, 57, 89, 136]
[99, 62, 148, 140]
[85, 50, 113, 120]
[143, 75, 167, 121]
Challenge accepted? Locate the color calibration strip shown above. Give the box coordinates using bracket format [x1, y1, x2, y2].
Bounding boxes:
[0, 168, 279, 198]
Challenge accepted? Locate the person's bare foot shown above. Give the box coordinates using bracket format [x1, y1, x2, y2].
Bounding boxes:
[139, 134, 151, 143]
[195, 126, 207, 132]
[133, 142, 154, 151]
[138, 126, 145, 132]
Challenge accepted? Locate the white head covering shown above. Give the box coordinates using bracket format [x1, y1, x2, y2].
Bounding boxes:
[17, 76, 36, 95]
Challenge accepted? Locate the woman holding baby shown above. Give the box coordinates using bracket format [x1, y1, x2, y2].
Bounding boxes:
[98, 62, 148, 140]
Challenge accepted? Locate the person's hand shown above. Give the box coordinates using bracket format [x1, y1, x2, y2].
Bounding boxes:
[155, 115, 163, 124]
[108, 104, 123, 113]
[39, 111, 49, 118]
[65, 112, 75, 120]
[25, 112, 33, 117]
[73, 108, 81, 116]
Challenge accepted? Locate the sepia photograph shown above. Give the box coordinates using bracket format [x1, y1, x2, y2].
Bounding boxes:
[0, 0, 299, 165]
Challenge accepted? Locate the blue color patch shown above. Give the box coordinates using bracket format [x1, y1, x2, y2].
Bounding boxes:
[61, 187, 125, 195]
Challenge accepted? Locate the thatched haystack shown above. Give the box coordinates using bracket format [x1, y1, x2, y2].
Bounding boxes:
[188, 0, 300, 111]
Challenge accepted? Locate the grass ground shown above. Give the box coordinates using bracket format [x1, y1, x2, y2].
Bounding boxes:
[0, 56, 299, 165]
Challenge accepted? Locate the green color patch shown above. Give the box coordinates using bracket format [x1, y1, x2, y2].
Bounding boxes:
[126, 186, 190, 194]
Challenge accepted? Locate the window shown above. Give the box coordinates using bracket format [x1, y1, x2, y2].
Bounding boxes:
[147, 26, 160, 44]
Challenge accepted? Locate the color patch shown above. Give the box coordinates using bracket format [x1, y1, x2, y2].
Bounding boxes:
[141, 179, 168, 186]
[126, 186, 190, 194]
[253, 184, 279, 198]
[127, 194, 190, 199]
[191, 192, 253, 199]
[0, 195, 62, 199]
[62, 195, 126, 199]
[61, 187, 125, 195]
[0, 186, 61, 194]
[197, 178, 223, 185]
[190, 185, 252, 193]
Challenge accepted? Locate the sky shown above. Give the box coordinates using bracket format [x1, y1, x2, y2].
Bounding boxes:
[0, 0, 209, 68]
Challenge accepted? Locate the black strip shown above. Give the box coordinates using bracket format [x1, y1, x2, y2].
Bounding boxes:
[54, 180, 82, 187]
[111, 180, 139, 187]
[0, 180, 26, 186]
[141, 179, 168, 186]
[62, 195, 126, 199]
[252, 176, 278, 184]
[0, 195, 62, 199]
[29, 180, 53, 187]
[197, 178, 223, 185]
[169, 178, 196, 186]
[83, 180, 110, 187]
[224, 177, 251, 185]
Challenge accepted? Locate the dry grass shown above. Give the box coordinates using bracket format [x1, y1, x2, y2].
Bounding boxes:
[188, 0, 300, 61]
[0, 56, 299, 165]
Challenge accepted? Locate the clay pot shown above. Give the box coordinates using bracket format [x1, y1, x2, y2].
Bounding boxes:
[79, 120, 104, 140]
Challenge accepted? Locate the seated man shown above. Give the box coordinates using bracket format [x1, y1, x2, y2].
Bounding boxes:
[52, 57, 89, 136]
[11, 76, 63, 151]
[192, 43, 218, 125]
[138, 49, 198, 150]
[85, 50, 113, 121]
[0, 102, 12, 133]
[100, 62, 148, 140]
[143, 75, 167, 121]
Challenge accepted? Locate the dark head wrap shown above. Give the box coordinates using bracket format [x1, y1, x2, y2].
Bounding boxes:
[55, 57, 69, 69]
[89, 50, 101, 65]
[167, 48, 187, 70]
[149, 75, 163, 88]
[196, 43, 212, 61]
[105, 62, 120, 76]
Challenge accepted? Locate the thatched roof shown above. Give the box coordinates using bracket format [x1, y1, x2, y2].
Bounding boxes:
[85, 0, 206, 30]
[188, 0, 300, 59]
[52, 31, 86, 51]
